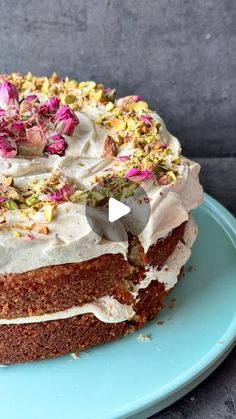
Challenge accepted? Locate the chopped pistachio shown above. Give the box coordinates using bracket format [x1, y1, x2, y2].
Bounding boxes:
[132, 101, 148, 111]
[70, 190, 88, 203]
[6, 199, 19, 210]
[172, 157, 181, 164]
[167, 171, 177, 182]
[5, 177, 14, 187]
[42, 78, 50, 93]
[86, 81, 96, 91]
[110, 118, 127, 131]
[61, 94, 76, 105]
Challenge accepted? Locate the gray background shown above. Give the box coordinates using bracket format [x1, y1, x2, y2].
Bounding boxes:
[0, 0, 235, 418]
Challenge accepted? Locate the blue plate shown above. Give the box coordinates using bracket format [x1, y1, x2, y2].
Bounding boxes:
[0, 194, 236, 419]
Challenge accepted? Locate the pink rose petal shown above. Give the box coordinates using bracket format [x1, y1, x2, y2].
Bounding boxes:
[124, 168, 153, 181]
[0, 81, 19, 110]
[117, 155, 130, 162]
[7, 121, 25, 137]
[25, 94, 39, 103]
[0, 109, 6, 118]
[0, 134, 17, 158]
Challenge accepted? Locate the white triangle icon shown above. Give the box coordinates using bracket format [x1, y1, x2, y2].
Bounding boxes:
[108, 197, 131, 223]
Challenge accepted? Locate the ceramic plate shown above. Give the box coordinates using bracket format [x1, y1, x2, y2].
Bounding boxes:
[0, 194, 235, 419]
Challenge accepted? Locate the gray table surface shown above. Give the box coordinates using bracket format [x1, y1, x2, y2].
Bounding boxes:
[151, 157, 236, 419]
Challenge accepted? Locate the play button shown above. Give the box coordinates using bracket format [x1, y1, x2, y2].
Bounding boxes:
[108, 197, 131, 222]
[85, 177, 151, 242]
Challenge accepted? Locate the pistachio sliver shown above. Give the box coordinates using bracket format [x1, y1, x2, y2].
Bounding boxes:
[6, 199, 19, 210]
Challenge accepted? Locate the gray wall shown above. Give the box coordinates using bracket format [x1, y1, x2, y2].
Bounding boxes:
[0, 0, 235, 158]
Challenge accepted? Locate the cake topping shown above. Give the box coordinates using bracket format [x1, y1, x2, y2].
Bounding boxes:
[0, 80, 79, 158]
[54, 105, 79, 135]
[0, 80, 19, 110]
[45, 133, 67, 156]
[0, 134, 17, 158]
[0, 72, 116, 110]
[0, 73, 203, 274]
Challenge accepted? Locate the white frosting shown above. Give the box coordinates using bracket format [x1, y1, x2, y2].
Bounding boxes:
[0, 107, 203, 274]
[0, 218, 197, 325]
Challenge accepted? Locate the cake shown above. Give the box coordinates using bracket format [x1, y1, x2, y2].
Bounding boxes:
[0, 73, 203, 364]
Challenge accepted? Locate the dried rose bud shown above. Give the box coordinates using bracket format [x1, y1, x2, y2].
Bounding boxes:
[140, 114, 153, 126]
[101, 135, 118, 157]
[55, 105, 79, 135]
[26, 126, 46, 149]
[133, 95, 141, 102]
[0, 109, 6, 120]
[0, 134, 17, 158]
[45, 133, 67, 156]
[0, 80, 19, 110]
[39, 96, 60, 115]
[18, 126, 47, 156]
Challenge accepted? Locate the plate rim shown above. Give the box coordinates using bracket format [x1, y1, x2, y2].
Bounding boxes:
[1, 194, 236, 419]
[111, 193, 236, 419]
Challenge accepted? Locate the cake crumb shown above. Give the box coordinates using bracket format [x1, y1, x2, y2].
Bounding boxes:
[190, 396, 196, 402]
[137, 334, 151, 342]
[187, 266, 196, 272]
[168, 297, 176, 309]
[71, 352, 80, 360]
[157, 320, 164, 325]
[205, 33, 212, 40]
